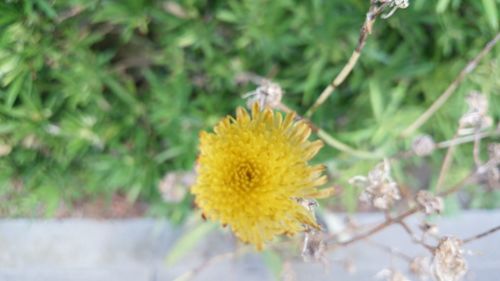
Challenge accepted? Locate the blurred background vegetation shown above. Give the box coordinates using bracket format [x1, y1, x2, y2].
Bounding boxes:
[0, 0, 498, 220]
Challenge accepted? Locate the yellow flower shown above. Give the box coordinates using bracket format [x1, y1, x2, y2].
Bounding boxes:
[192, 103, 329, 249]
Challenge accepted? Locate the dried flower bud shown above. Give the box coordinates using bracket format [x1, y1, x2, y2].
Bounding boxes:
[410, 256, 431, 279]
[412, 135, 436, 156]
[433, 237, 467, 281]
[459, 92, 491, 132]
[244, 80, 283, 109]
[351, 159, 401, 210]
[465, 91, 488, 115]
[158, 171, 195, 203]
[394, 0, 410, 9]
[476, 143, 500, 190]
[380, 0, 410, 19]
[420, 221, 439, 236]
[0, 143, 12, 157]
[22, 134, 41, 149]
[488, 143, 500, 162]
[376, 269, 411, 281]
[416, 190, 444, 215]
[302, 230, 327, 263]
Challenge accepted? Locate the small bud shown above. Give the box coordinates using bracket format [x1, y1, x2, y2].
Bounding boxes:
[351, 159, 401, 210]
[302, 230, 327, 263]
[433, 237, 468, 281]
[410, 256, 431, 279]
[158, 171, 195, 203]
[375, 269, 411, 281]
[416, 190, 444, 215]
[459, 91, 491, 132]
[412, 135, 436, 156]
[420, 221, 439, 236]
[244, 80, 283, 109]
[0, 143, 12, 157]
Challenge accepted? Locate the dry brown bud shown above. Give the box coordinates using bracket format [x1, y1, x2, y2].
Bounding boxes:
[410, 256, 431, 279]
[412, 135, 436, 156]
[158, 171, 195, 203]
[459, 92, 492, 132]
[301, 230, 327, 263]
[244, 81, 283, 109]
[376, 269, 411, 281]
[351, 159, 401, 210]
[433, 237, 467, 281]
[420, 221, 439, 236]
[0, 143, 12, 157]
[416, 190, 444, 215]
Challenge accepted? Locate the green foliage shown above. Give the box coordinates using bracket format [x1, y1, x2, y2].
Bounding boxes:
[0, 0, 498, 217]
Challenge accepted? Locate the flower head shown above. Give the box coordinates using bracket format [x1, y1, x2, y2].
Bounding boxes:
[192, 104, 328, 249]
[433, 237, 468, 281]
[416, 190, 444, 215]
[350, 159, 401, 210]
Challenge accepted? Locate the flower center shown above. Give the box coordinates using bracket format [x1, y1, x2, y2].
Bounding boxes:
[231, 161, 261, 191]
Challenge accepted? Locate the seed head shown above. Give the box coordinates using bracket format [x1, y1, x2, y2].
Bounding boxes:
[416, 190, 444, 215]
[351, 159, 401, 210]
[412, 135, 436, 156]
[433, 237, 468, 281]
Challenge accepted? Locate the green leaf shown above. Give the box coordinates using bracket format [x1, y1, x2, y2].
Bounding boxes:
[369, 79, 384, 122]
[34, 0, 58, 19]
[262, 249, 283, 279]
[165, 222, 216, 266]
[436, 0, 451, 13]
[482, 0, 498, 30]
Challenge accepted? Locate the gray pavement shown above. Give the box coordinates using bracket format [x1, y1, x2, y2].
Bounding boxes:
[0, 211, 498, 281]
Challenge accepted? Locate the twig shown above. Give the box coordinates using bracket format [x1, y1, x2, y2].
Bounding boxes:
[366, 239, 413, 262]
[463, 225, 500, 244]
[473, 128, 482, 166]
[401, 33, 500, 137]
[332, 207, 419, 248]
[435, 128, 462, 193]
[329, 174, 472, 248]
[398, 220, 434, 252]
[56, 5, 85, 23]
[279, 102, 382, 159]
[437, 172, 474, 197]
[437, 129, 499, 149]
[317, 129, 382, 159]
[173, 249, 248, 281]
[305, 1, 391, 117]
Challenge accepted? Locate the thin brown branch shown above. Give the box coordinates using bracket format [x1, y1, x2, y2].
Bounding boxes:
[329, 174, 472, 249]
[438, 172, 474, 197]
[401, 33, 500, 137]
[173, 249, 248, 281]
[435, 128, 462, 193]
[332, 207, 419, 248]
[398, 220, 434, 252]
[306, 1, 391, 117]
[366, 239, 413, 262]
[279, 102, 382, 159]
[463, 225, 500, 244]
[473, 129, 482, 167]
[436, 129, 499, 149]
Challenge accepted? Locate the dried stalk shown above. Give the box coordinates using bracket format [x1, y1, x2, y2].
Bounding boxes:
[463, 225, 500, 244]
[330, 173, 473, 248]
[401, 33, 500, 137]
[437, 129, 499, 149]
[173, 248, 249, 281]
[279, 102, 382, 159]
[332, 207, 419, 248]
[435, 128, 462, 193]
[366, 239, 413, 262]
[397, 220, 434, 252]
[306, 1, 391, 117]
